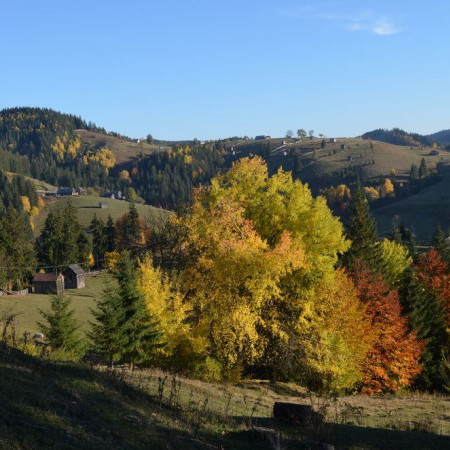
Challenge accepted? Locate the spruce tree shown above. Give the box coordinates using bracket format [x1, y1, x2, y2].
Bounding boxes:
[89, 282, 125, 365]
[104, 215, 116, 253]
[37, 294, 84, 355]
[419, 157, 428, 179]
[114, 252, 162, 370]
[431, 224, 450, 263]
[410, 164, 419, 181]
[399, 224, 418, 262]
[345, 180, 380, 267]
[90, 215, 107, 267]
[399, 268, 449, 390]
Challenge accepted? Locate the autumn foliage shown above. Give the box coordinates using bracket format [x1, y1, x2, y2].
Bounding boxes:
[350, 262, 423, 394]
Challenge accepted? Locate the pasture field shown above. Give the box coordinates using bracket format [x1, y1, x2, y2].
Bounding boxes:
[34, 195, 170, 234]
[0, 273, 108, 336]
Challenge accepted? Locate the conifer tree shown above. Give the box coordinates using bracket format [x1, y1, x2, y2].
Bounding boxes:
[37, 294, 84, 355]
[345, 180, 380, 267]
[89, 282, 125, 365]
[431, 224, 450, 263]
[419, 157, 428, 179]
[410, 164, 419, 181]
[104, 215, 116, 253]
[399, 268, 449, 390]
[96, 252, 162, 370]
[399, 224, 418, 262]
[90, 215, 107, 266]
[0, 208, 36, 290]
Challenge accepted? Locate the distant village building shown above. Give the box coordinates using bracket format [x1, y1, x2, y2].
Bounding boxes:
[63, 265, 86, 289]
[99, 201, 108, 209]
[340, 144, 347, 150]
[429, 150, 440, 156]
[57, 187, 79, 196]
[329, 138, 337, 143]
[255, 135, 271, 140]
[102, 190, 123, 200]
[33, 273, 64, 295]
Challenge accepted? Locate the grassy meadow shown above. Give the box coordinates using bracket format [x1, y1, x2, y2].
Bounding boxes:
[34, 195, 170, 235]
[0, 273, 107, 336]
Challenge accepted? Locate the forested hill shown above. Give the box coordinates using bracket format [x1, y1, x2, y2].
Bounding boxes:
[361, 128, 432, 147]
[0, 107, 117, 189]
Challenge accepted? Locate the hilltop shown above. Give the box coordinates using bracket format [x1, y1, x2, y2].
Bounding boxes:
[227, 136, 450, 192]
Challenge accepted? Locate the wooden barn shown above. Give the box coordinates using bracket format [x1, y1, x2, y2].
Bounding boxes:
[63, 264, 86, 289]
[33, 273, 64, 295]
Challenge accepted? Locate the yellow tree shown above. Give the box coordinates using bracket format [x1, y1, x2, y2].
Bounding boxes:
[183, 157, 352, 384]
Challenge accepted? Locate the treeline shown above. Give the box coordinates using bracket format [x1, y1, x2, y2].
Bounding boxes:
[362, 128, 432, 147]
[8, 157, 447, 396]
[130, 143, 225, 209]
[0, 107, 115, 189]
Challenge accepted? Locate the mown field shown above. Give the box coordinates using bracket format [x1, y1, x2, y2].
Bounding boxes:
[34, 195, 170, 234]
[0, 273, 106, 336]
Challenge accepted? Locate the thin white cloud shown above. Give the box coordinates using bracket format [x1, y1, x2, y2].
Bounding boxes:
[275, 2, 400, 36]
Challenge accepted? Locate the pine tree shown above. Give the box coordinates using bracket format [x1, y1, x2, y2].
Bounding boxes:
[111, 252, 161, 370]
[104, 215, 116, 253]
[399, 224, 418, 262]
[399, 268, 449, 390]
[0, 208, 36, 290]
[90, 215, 107, 267]
[410, 164, 419, 181]
[89, 282, 125, 365]
[345, 180, 380, 267]
[37, 294, 84, 355]
[419, 157, 428, 179]
[431, 224, 450, 263]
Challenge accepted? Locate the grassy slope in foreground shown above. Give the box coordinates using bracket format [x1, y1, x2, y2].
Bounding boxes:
[0, 343, 449, 450]
[34, 195, 170, 234]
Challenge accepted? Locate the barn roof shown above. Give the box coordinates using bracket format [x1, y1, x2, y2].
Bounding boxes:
[33, 273, 62, 282]
[66, 264, 85, 275]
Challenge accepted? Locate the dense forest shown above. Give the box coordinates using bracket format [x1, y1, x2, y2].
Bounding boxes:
[0, 107, 116, 188]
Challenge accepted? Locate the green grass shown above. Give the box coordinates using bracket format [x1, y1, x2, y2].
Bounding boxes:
[35, 195, 170, 235]
[0, 273, 107, 336]
[0, 344, 449, 449]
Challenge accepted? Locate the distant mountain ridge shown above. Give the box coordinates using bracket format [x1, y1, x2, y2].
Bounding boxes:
[362, 127, 450, 147]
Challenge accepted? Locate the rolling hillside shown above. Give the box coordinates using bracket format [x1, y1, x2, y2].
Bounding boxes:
[35, 195, 170, 235]
[76, 129, 166, 165]
[374, 163, 450, 241]
[228, 137, 450, 192]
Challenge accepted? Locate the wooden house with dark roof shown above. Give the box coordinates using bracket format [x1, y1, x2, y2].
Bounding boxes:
[33, 273, 64, 295]
[63, 264, 86, 289]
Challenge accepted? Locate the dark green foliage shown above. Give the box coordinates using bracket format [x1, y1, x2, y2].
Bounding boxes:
[116, 203, 144, 255]
[89, 282, 125, 365]
[399, 268, 449, 390]
[419, 158, 428, 178]
[37, 294, 84, 355]
[91, 252, 162, 368]
[104, 215, 116, 253]
[90, 215, 107, 267]
[345, 181, 380, 267]
[362, 128, 432, 147]
[114, 252, 162, 368]
[431, 224, 450, 263]
[37, 201, 91, 267]
[0, 208, 36, 290]
[132, 143, 224, 209]
[0, 170, 38, 213]
[0, 107, 114, 189]
[410, 164, 419, 181]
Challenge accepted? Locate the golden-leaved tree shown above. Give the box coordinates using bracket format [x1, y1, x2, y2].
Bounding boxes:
[181, 156, 363, 387]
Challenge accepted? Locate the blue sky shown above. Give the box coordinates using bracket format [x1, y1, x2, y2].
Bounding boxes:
[1, 0, 449, 140]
